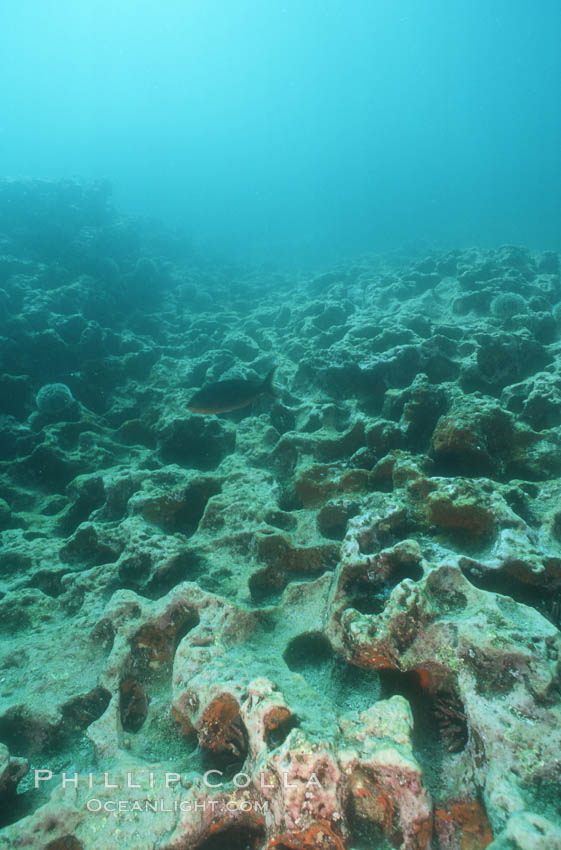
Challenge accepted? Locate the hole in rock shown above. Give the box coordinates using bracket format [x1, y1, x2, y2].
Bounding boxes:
[432, 452, 496, 479]
[283, 632, 333, 670]
[0, 689, 110, 767]
[55, 477, 106, 537]
[251, 535, 340, 603]
[552, 511, 561, 543]
[460, 561, 560, 626]
[344, 577, 388, 615]
[346, 819, 388, 850]
[379, 670, 468, 798]
[278, 486, 302, 512]
[159, 421, 235, 471]
[143, 479, 222, 535]
[120, 678, 149, 733]
[23, 531, 47, 541]
[263, 509, 298, 531]
[0, 710, 59, 757]
[0, 789, 39, 829]
[197, 704, 249, 781]
[317, 500, 361, 540]
[145, 550, 207, 599]
[391, 562, 424, 584]
[119, 612, 201, 760]
[431, 690, 469, 754]
[26, 569, 68, 598]
[0, 551, 32, 574]
[60, 687, 112, 738]
[212, 697, 248, 759]
[249, 567, 329, 605]
[345, 561, 424, 615]
[358, 520, 413, 555]
[284, 635, 382, 713]
[129, 608, 200, 674]
[91, 618, 115, 654]
[16, 445, 82, 494]
[45, 837, 84, 850]
[504, 488, 539, 528]
[198, 742, 247, 782]
[118, 552, 153, 588]
[195, 822, 266, 850]
[41, 496, 68, 516]
[59, 524, 121, 567]
[263, 710, 299, 750]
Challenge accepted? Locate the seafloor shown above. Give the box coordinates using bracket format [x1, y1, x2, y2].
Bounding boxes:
[0, 179, 560, 850]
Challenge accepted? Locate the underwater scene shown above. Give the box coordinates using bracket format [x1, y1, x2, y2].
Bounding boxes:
[1, 2, 561, 849]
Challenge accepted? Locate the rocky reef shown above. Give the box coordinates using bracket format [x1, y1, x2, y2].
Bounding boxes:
[0, 178, 560, 849]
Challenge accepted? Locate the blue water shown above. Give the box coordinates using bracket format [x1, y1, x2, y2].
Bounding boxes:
[2, 0, 561, 264]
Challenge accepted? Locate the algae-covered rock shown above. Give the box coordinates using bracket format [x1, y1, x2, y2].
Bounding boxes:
[1, 183, 561, 850]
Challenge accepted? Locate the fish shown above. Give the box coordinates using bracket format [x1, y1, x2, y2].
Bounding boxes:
[187, 366, 278, 414]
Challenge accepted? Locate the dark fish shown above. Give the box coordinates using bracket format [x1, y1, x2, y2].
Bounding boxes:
[187, 367, 278, 414]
